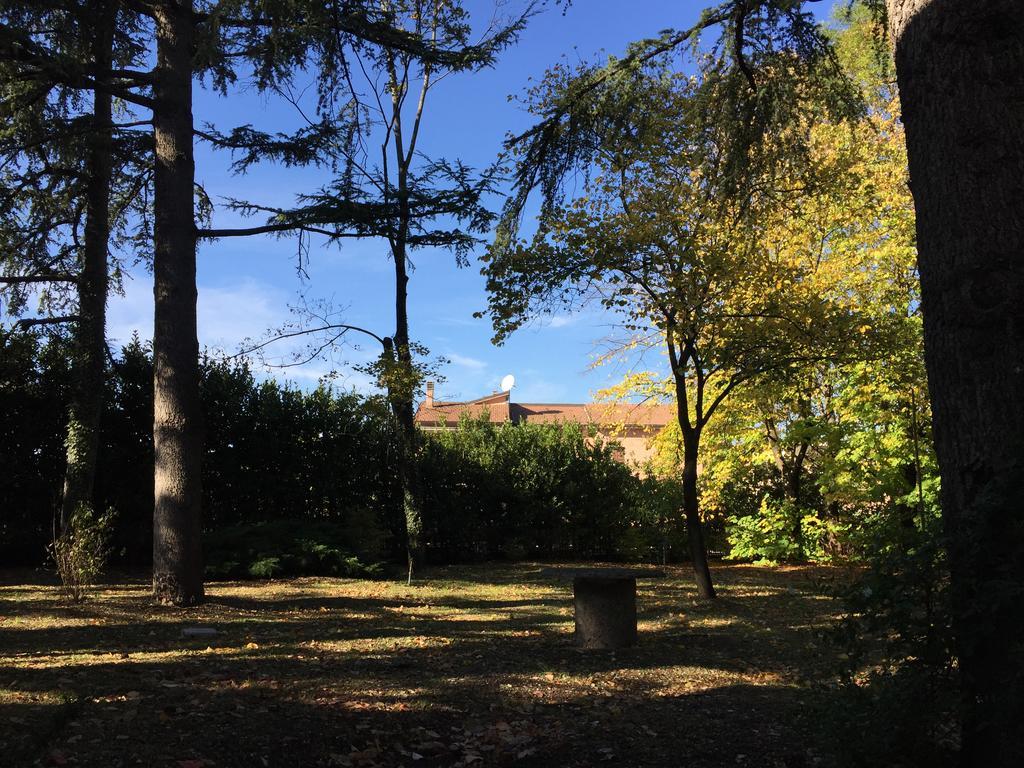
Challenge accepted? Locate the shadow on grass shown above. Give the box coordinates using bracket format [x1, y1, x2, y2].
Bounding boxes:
[0, 563, 850, 768]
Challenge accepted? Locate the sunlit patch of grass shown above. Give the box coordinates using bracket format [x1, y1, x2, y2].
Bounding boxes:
[0, 563, 851, 767]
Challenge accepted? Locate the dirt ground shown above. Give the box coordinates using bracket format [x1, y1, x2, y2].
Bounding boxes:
[0, 563, 854, 768]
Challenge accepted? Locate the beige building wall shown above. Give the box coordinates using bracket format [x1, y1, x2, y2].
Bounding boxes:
[619, 434, 658, 467]
[588, 429, 661, 472]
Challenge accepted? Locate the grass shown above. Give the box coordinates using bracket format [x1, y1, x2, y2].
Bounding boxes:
[0, 563, 853, 768]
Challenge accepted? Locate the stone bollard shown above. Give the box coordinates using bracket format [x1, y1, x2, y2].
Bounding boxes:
[573, 575, 637, 649]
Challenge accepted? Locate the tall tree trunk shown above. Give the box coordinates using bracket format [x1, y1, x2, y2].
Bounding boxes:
[680, 424, 715, 599]
[151, 0, 203, 606]
[390, 245, 424, 583]
[60, 0, 114, 532]
[887, 1, 1024, 763]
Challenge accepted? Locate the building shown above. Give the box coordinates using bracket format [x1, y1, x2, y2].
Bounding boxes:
[413, 382, 675, 466]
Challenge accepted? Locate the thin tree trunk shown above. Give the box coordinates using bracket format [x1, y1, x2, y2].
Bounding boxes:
[668, 331, 716, 599]
[888, 0, 1024, 763]
[390, 248, 424, 583]
[151, 0, 203, 606]
[396, 412, 422, 583]
[60, 0, 114, 532]
[385, 50, 427, 584]
[786, 443, 808, 560]
[909, 388, 926, 520]
[680, 425, 715, 599]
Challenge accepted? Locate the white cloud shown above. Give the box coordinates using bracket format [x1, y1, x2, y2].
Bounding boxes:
[198, 279, 289, 353]
[544, 314, 576, 329]
[446, 351, 487, 371]
[106, 273, 153, 348]
[511, 372, 569, 403]
[107, 274, 290, 354]
[435, 313, 481, 328]
[275, 364, 380, 393]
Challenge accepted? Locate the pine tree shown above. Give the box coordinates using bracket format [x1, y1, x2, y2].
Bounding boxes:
[0, 0, 150, 537]
[202, 0, 533, 582]
[4, 0, 511, 604]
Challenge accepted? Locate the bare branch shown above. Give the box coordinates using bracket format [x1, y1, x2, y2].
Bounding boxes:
[230, 322, 386, 360]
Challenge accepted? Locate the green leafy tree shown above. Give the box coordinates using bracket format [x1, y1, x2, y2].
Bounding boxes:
[500, 1, 1024, 756]
[484, 60, 862, 598]
[0, 330, 73, 563]
[675, 10, 930, 566]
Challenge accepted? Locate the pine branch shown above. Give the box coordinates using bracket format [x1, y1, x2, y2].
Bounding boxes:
[505, 4, 734, 150]
[0, 24, 156, 109]
[14, 314, 77, 329]
[0, 273, 77, 284]
[200, 5, 529, 71]
[196, 222, 352, 239]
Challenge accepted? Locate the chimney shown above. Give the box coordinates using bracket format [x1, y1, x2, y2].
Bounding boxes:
[425, 381, 434, 406]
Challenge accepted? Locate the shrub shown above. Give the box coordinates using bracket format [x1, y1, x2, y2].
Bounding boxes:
[50, 505, 115, 602]
[620, 474, 688, 563]
[418, 417, 683, 563]
[724, 499, 819, 565]
[204, 519, 383, 580]
[827, 520, 958, 766]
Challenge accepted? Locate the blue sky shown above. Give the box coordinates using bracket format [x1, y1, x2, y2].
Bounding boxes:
[106, 0, 837, 404]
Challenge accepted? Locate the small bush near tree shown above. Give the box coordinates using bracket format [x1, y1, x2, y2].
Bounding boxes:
[50, 504, 115, 602]
[727, 498, 816, 564]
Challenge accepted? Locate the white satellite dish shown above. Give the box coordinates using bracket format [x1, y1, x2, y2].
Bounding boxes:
[500, 374, 516, 393]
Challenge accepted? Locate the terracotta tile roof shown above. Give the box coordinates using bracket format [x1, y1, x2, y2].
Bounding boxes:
[415, 391, 510, 427]
[414, 389, 674, 431]
[511, 402, 675, 428]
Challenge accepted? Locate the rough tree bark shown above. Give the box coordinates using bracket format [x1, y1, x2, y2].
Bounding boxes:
[60, 0, 114, 532]
[151, 0, 204, 606]
[887, 0, 1024, 763]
